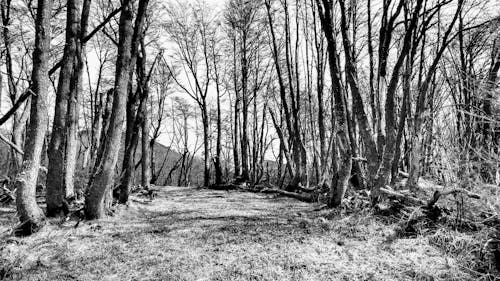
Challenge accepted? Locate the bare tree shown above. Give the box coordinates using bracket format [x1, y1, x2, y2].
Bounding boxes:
[85, 0, 138, 219]
[14, 0, 53, 235]
[165, 1, 219, 187]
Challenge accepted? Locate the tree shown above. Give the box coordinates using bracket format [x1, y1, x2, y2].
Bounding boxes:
[14, 0, 53, 235]
[1, 0, 31, 178]
[46, 0, 91, 216]
[165, 1, 219, 187]
[116, 0, 150, 203]
[315, 0, 352, 207]
[85, 0, 137, 219]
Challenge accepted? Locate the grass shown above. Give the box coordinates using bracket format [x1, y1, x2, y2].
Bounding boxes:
[0, 186, 489, 281]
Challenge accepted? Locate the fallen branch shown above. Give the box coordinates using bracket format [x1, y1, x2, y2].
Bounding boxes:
[208, 183, 244, 190]
[296, 184, 317, 193]
[260, 188, 315, 202]
[379, 186, 425, 205]
[426, 188, 481, 208]
[380, 185, 481, 209]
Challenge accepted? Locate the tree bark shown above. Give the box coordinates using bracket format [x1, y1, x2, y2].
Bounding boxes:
[141, 105, 151, 188]
[240, 32, 249, 182]
[232, 34, 241, 179]
[316, 0, 352, 207]
[15, 0, 53, 235]
[202, 105, 210, 187]
[214, 52, 223, 185]
[117, 0, 150, 203]
[46, 0, 82, 216]
[85, 0, 136, 219]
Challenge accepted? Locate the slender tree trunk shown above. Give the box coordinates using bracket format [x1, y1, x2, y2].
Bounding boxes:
[202, 104, 210, 187]
[139, 43, 153, 189]
[232, 35, 241, 180]
[240, 37, 249, 182]
[391, 56, 412, 184]
[483, 45, 500, 143]
[214, 77, 223, 185]
[141, 106, 151, 188]
[15, 0, 53, 235]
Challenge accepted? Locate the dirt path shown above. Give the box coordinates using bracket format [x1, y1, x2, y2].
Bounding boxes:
[1, 187, 470, 280]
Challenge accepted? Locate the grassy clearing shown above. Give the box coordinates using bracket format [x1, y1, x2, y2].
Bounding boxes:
[0, 186, 492, 281]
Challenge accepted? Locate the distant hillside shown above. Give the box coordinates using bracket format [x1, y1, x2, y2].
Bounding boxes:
[76, 131, 205, 189]
[0, 130, 205, 188]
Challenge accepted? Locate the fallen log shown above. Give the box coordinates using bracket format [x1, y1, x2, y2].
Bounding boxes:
[296, 184, 318, 193]
[380, 185, 481, 208]
[426, 188, 481, 208]
[208, 183, 244, 190]
[260, 188, 315, 202]
[379, 187, 425, 205]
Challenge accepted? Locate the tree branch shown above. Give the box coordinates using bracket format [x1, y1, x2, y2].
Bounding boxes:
[0, 89, 33, 126]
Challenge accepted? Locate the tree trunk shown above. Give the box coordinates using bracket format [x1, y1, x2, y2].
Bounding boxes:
[141, 106, 151, 188]
[46, 0, 81, 216]
[316, 0, 352, 207]
[232, 35, 241, 179]
[85, 0, 136, 219]
[117, 0, 149, 203]
[202, 105, 210, 187]
[15, 0, 52, 235]
[240, 37, 249, 182]
[214, 75, 223, 185]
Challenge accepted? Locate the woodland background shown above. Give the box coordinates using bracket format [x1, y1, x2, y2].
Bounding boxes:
[0, 0, 500, 278]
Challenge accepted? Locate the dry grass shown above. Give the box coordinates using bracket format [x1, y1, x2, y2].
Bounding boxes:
[0, 186, 481, 281]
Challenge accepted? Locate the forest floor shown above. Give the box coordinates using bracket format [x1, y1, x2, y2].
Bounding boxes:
[0, 185, 496, 281]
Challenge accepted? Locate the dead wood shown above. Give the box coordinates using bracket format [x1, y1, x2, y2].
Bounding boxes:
[380, 186, 481, 209]
[379, 186, 425, 205]
[260, 188, 315, 202]
[208, 183, 243, 190]
[296, 184, 318, 193]
[426, 188, 481, 208]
